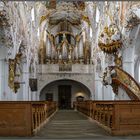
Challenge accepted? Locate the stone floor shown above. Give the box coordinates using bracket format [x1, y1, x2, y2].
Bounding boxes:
[33, 110, 140, 139]
[1, 110, 140, 140]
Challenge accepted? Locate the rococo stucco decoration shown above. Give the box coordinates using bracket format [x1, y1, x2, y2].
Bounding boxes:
[8, 52, 22, 93]
[98, 24, 122, 54]
[0, 1, 140, 101]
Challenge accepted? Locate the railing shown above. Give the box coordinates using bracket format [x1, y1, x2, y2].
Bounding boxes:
[74, 100, 140, 135]
[38, 64, 94, 74]
[32, 101, 57, 134]
[0, 101, 57, 136]
[74, 100, 92, 117]
[110, 66, 140, 100]
[93, 102, 113, 128]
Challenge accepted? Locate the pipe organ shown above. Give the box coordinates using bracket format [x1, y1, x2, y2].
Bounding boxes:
[44, 31, 91, 64]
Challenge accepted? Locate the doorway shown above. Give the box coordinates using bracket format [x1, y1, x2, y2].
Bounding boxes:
[58, 85, 71, 109]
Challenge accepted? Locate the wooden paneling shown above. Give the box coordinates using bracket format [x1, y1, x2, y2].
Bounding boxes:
[0, 102, 32, 136]
[0, 101, 57, 136]
[75, 100, 140, 135]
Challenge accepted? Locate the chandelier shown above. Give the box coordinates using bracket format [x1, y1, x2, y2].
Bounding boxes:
[98, 24, 122, 54]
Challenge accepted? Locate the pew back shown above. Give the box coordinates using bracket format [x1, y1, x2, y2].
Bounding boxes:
[75, 100, 140, 135]
[0, 102, 32, 136]
[0, 101, 57, 136]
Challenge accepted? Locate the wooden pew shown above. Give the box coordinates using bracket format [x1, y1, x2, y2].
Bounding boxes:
[31, 101, 57, 135]
[0, 101, 57, 136]
[75, 100, 140, 135]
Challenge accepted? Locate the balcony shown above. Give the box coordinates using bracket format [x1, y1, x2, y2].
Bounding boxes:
[37, 64, 94, 74]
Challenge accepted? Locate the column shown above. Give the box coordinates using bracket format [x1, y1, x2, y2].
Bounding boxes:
[103, 86, 114, 100]
[22, 63, 30, 101]
[95, 73, 103, 100]
[0, 59, 4, 100]
[122, 47, 134, 77]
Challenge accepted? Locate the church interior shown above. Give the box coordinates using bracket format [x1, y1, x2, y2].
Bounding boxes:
[0, 0, 140, 139]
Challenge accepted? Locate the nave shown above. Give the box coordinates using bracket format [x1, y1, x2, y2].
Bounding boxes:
[34, 110, 109, 139]
[1, 1, 140, 139]
[33, 108, 140, 140]
[12, 109, 140, 140]
[0, 101, 140, 140]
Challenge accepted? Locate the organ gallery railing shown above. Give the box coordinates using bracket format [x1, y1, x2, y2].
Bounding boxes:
[74, 100, 140, 135]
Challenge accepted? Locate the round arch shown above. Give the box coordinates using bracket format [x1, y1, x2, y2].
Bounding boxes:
[39, 79, 91, 109]
[38, 76, 94, 98]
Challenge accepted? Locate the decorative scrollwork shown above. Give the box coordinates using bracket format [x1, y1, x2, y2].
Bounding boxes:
[102, 66, 140, 100]
[115, 68, 140, 98]
[98, 24, 122, 54]
[125, 10, 140, 30]
[8, 52, 22, 93]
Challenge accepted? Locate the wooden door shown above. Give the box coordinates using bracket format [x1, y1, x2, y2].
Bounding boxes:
[58, 85, 71, 109]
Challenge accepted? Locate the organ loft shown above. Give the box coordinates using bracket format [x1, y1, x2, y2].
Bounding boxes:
[39, 19, 91, 65]
[0, 0, 140, 138]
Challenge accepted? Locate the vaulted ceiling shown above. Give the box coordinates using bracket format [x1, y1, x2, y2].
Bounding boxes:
[48, 2, 82, 26]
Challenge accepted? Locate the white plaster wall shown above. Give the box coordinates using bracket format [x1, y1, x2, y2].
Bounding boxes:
[134, 30, 140, 82]
[0, 47, 12, 100]
[94, 73, 103, 100]
[122, 25, 140, 77]
[123, 47, 134, 77]
[0, 60, 6, 100]
[22, 63, 32, 101]
[103, 86, 114, 100]
[114, 87, 130, 100]
[134, 56, 140, 83]
[95, 72, 114, 100]
[38, 64, 94, 74]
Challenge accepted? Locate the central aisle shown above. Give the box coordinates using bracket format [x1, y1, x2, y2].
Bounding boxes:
[34, 110, 110, 139]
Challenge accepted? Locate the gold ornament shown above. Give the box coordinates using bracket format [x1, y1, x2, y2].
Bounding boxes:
[8, 53, 22, 93]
